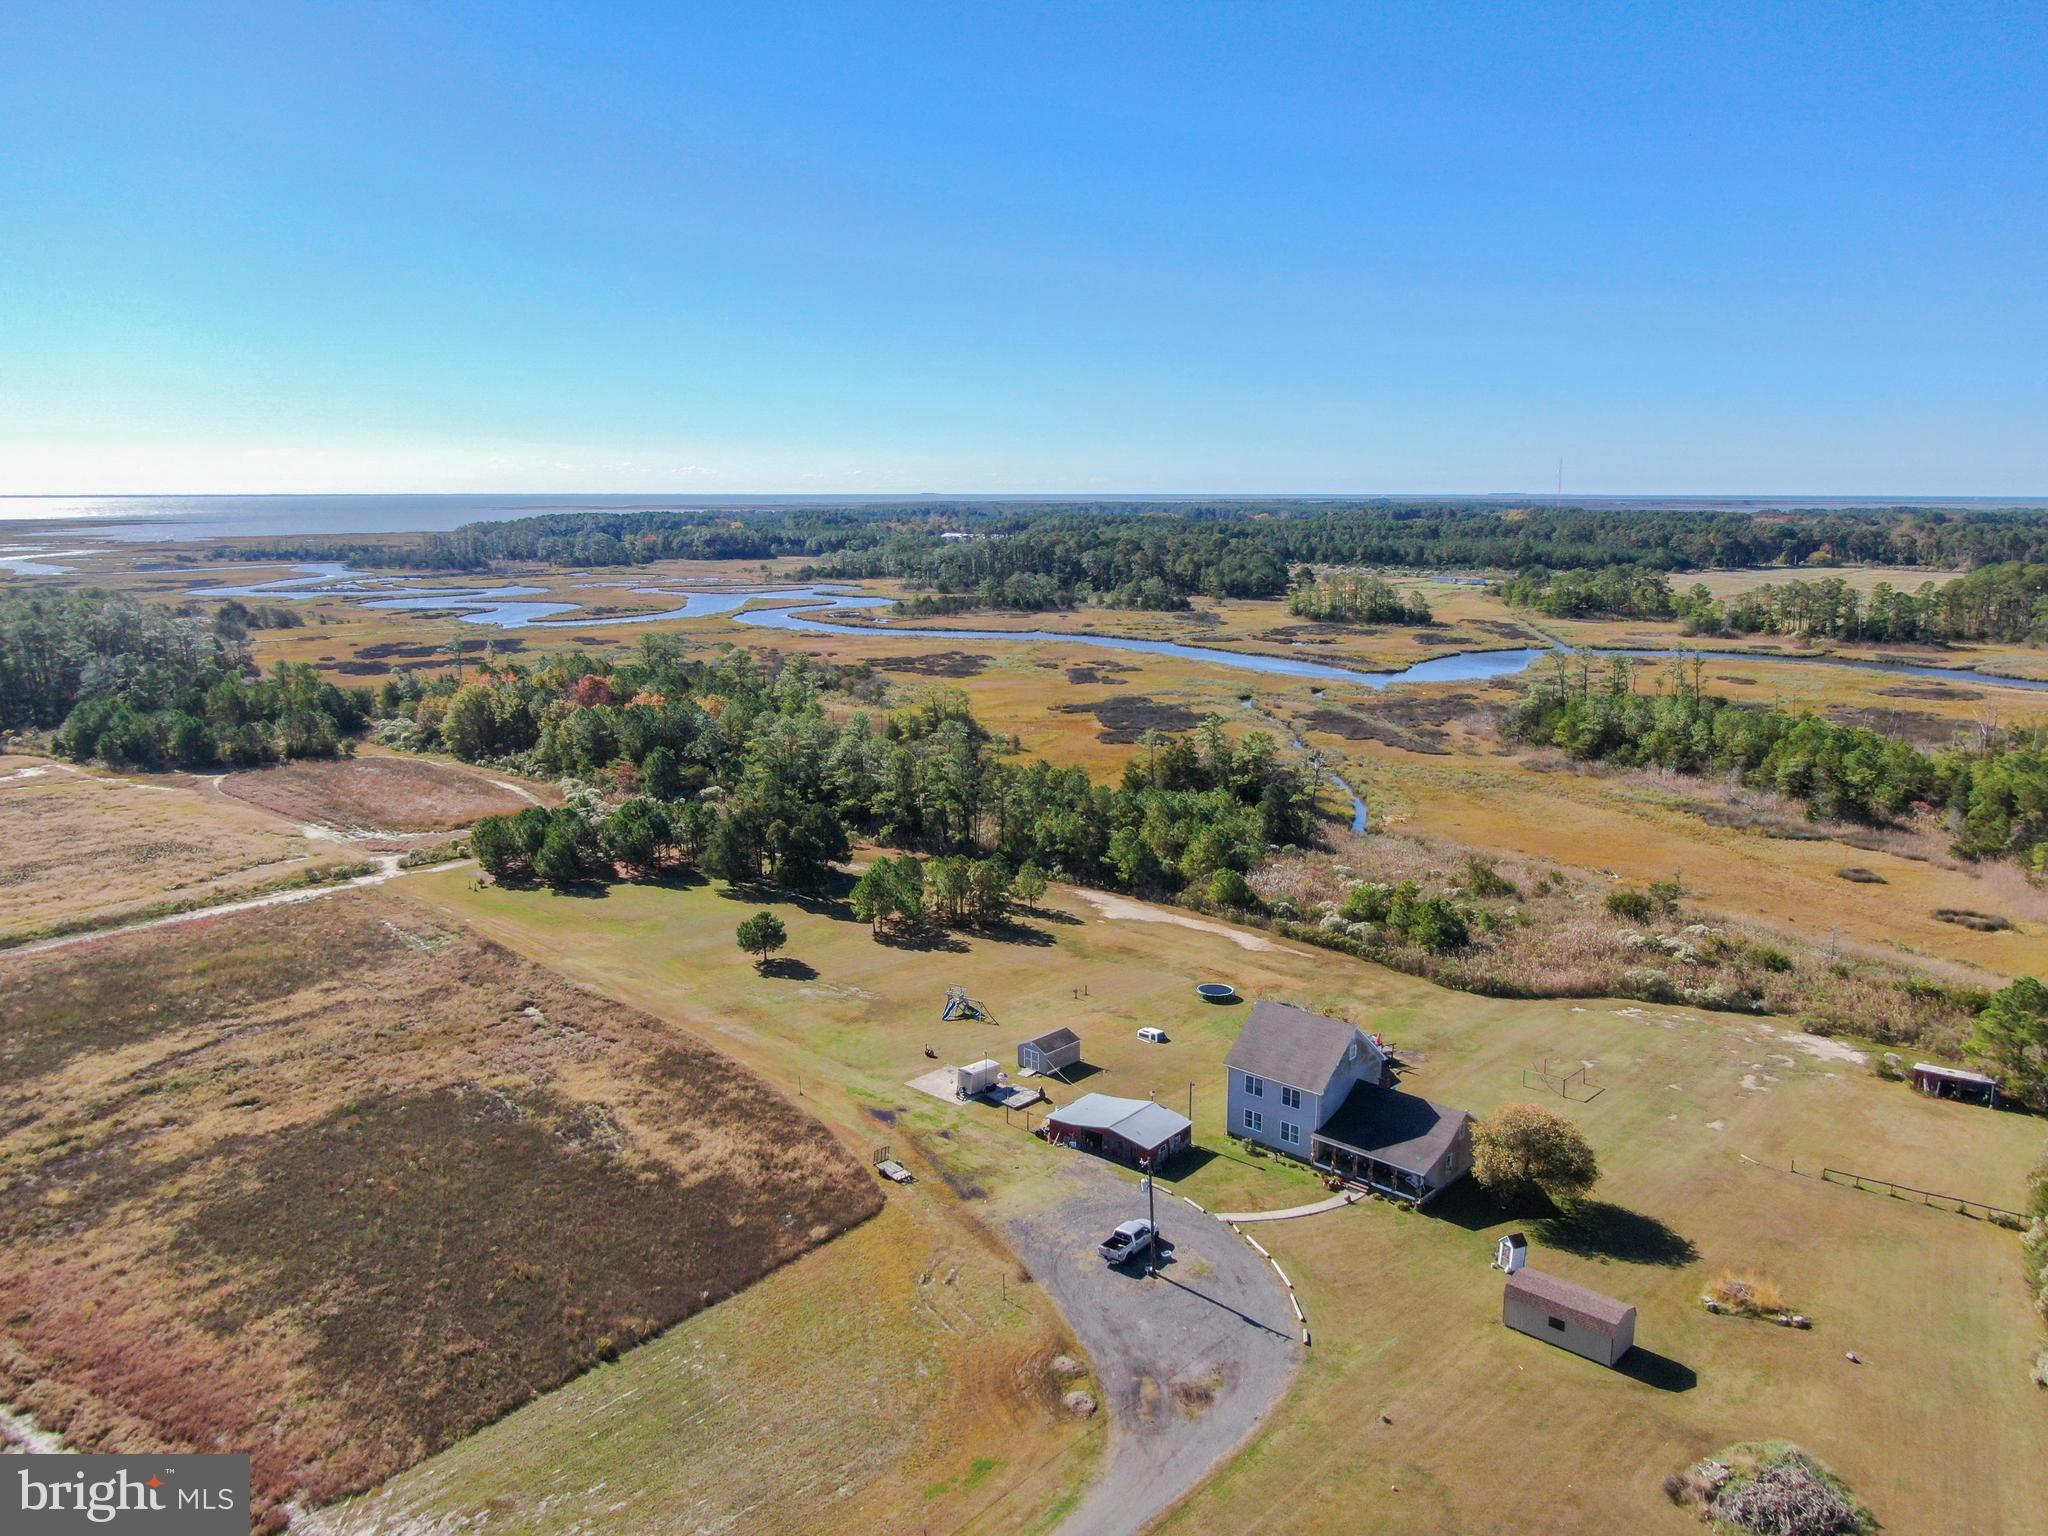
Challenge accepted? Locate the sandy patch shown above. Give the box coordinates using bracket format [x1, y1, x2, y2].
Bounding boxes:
[1777, 1030, 1868, 1066]
[1073, 890, 1309, 955]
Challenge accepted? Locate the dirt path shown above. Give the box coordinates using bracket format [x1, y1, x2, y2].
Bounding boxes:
[7, 856, 468, 959]
[1004, 1160, 1301, 1536]
[1072, 889, 1310, 957]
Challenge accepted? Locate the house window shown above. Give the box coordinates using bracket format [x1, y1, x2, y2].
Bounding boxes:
[1242, 1109, 1264, 1134]
[1547, 1316, 1567, 1332]
[1243, 1074, 1264, 1097]
[1279, 1121, 1300, 1146]
[1279, 1086, 1302, 1110]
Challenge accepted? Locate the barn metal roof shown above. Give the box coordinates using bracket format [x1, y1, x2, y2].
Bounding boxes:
[1505, 1268, 1635, 1335]
[1048, 1092, 1191, 1151]
[1913, 1062, 1998, 1085]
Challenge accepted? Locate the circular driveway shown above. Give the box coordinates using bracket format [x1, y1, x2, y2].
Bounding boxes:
[1005, 1159, 1303, 1536]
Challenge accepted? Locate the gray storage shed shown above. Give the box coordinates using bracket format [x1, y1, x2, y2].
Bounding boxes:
[1018, 1027, 1082, 1075]
[1503, 1268, 1636, 1367]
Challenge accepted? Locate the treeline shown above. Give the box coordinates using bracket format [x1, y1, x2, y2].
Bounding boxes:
[0, 589, 364, 767]
[1286, 571, 1433, 624]
[225, 501, 2048, 588]
[1502, 562, 2048, 645]
[384, 636, 1322, 899]
[1684, 564, 2048, 644]
[1499, 565, 1679, 619]
[1505, 658, 2048, 861]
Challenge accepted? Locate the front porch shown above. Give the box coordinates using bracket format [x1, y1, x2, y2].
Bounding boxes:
[1311, 1135, 1427, 1203]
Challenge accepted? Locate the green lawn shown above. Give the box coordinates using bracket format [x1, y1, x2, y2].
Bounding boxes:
[389, 867, 2047, 1536]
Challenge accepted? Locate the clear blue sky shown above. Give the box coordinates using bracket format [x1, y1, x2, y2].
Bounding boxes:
[2, 1, 2042, 495]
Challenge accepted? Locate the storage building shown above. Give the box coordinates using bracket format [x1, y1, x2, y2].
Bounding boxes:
[1017, 1028, 1082, 1076]
[1503, 1268, 1636, 1367]
[1045, 1093, 1192, 1168]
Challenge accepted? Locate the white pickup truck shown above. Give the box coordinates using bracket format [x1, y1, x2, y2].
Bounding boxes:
[1098, 1218, 1156, 1264]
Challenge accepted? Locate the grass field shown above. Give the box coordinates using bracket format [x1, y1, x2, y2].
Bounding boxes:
[0, 757, 365, 942]
[213, 752, 546, 835]
[0, 891, 880, 1526]
[389, 862, 2046, 1534]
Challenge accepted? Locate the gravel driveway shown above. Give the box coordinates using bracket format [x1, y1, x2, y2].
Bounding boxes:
[1005, 1159, 1303, 1536]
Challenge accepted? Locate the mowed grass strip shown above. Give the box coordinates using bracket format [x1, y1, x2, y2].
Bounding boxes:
[0, 891, 880, 1528]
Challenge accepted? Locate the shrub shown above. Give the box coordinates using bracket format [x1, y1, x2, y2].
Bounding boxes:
[1209, 868, 1259, 911]
[1606, 888, 1655, 921]
[1747, 943, 1794, 974]
[1703, 1266, 1789, 1317]
[1463, 857, 1519, 899]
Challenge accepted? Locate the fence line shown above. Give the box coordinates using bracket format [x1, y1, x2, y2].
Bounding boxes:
[1819, 1166, 2024, 1222]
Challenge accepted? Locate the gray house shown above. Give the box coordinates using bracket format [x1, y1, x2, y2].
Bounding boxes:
[1503, 1268, 1637, 1366]
[1224, 1000, 1472, 1204]
[1225, 1001, 1387, 1158]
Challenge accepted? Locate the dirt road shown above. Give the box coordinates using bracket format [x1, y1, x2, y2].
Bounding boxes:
[1005, 1159, 1302, 1536]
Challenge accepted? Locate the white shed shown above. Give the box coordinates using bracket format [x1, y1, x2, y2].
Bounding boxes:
[955, 1059, 1002, 1098]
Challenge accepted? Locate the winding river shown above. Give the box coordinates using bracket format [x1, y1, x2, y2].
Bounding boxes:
[190, 564, 2048, 694]
[191, 564, 2048, 841]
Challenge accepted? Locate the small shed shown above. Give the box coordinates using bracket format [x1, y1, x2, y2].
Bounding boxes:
[1045, 1093, 1193, 1169]
[954, 1059, 1002, 1098]
[1018, 1027, 1082, 1076]
[1503, 1268, 1636, 1367]
[1912, 1062, 1999, 1107]
[1494, 1233, 1528, 1274]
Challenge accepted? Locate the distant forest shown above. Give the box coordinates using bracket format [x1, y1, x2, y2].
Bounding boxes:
[1504, 561, 2048, 644]
[226, 503, 2048, 612]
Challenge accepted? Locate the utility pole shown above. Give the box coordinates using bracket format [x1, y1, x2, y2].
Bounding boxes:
[1143, 1157, 1158, 1277]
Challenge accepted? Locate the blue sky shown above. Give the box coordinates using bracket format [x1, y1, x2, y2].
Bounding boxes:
[1, 1, 2043, 494]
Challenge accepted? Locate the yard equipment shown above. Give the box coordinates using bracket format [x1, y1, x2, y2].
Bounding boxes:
[872, 1144, 915, 1184]
[942, 986, 994, 1023]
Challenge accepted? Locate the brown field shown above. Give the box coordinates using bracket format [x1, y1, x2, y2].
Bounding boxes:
[214, 753, 547, 834]
[0, 891, 881, 1526]
[0, 758, 365, 943]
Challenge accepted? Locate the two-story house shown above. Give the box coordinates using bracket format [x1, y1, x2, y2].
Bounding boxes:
[1224, 999, 1473, 1205]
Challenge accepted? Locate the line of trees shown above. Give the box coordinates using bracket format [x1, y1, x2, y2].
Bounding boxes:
[1499, 565, 1680, 620]
[1, 589, 366, 767]
[1285, 571, 1433, 625]
[1504, 562, 2048, 645]
[1681, 564, 2048, 644]
[414, 635, 1325, 904]
[229, 501, 2048, 588]
[1504, 656, 2048, 862]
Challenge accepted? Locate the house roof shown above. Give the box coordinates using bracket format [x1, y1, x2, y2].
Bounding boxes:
[1225, 1000, 1371, 1092]
[1311, 1082, 1472, 1176]
[1048, 1092, 1191, 1152]
[1023, 1027, 1081, 1053]
[1506, 1268, 1635, 1335]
